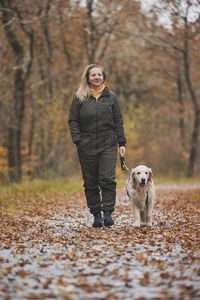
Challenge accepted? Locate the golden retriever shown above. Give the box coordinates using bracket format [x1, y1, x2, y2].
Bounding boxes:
[125, 165, 155, 227]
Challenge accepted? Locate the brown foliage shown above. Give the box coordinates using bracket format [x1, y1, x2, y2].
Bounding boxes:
[0, 185, 200, 299]
[0, 0, 200, 181]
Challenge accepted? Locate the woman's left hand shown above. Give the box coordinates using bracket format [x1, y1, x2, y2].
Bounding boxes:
[119, 146, 126, 156]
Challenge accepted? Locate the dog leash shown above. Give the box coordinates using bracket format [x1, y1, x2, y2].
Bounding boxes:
[120, 154, 131, 175]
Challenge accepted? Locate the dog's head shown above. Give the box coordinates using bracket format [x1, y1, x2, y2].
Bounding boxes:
[131, 165, 153, 188]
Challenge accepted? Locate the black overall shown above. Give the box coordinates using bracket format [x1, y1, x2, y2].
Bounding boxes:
[68, 87, 126, 214]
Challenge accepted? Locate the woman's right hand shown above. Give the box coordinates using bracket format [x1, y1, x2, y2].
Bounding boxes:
[119, 146, 126, 156]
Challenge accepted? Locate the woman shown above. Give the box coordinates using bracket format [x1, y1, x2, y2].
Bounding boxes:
[68, 64, 126, 227]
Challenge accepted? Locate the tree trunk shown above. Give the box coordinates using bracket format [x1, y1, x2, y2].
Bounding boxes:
[183, 17, 200, 177]
[15, 69, 25, 181]
[7, 126, 16, 182]
[28, 92, 35, 157]
[1, 1, 25, 182]
[176, 67, 185, 149]
[1, 0, 34, 182]
[41, 0, 53, 99]
[6, 67, 25, 183]
[187, 109, 200, 177]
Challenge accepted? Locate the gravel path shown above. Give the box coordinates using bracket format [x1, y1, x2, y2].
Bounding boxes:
[0, 184, 200, 300]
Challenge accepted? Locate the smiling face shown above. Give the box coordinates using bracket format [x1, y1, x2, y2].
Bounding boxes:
[88, 67, 104, 90]
[132, 165, 152, 188]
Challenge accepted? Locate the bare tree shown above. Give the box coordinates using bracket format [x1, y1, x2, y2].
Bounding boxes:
[0, 0, 34, 182]
[139, 0, 200, 176]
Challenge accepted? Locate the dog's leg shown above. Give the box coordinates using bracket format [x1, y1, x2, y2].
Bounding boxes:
[146, 215, 152, 226]
[146, 203, 153, 227]
[133, 206, 141, 227]
[140, 210, 146, 226]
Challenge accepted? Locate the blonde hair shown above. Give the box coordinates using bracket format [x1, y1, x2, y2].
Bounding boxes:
[76, 64, 106, 102]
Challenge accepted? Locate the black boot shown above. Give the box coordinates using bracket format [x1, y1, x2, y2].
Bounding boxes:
[93, 212, 103, 228]
[104, 211, 114, 227]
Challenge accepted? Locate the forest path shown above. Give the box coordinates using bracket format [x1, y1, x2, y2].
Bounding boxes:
[0, 184, 200, 300]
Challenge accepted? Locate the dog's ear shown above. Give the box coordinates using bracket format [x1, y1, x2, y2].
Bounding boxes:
[148, 168, 153, 182]
[131, 170, 137, 186]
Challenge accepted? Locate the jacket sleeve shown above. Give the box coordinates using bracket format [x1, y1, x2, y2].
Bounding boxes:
[112, 93, 126, 147]
[68, 96, 81, 146]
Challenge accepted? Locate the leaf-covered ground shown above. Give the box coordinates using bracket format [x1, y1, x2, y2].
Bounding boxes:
[0, 183, 200, 300]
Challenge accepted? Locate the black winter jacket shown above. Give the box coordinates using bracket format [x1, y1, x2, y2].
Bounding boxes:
[68, 87, 126, 151]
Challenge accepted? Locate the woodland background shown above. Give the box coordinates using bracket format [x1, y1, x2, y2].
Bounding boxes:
[0, 0, 200, 183]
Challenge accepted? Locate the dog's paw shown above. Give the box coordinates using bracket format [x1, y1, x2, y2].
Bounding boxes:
[133, 221, 141, 227]
[141, 222, 146, 227]
[146, 221, 152, 227]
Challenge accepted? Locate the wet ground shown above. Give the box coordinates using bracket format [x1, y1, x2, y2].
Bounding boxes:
[0, 184, 200, 299]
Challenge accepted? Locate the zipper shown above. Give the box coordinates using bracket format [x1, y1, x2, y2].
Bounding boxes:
[96, 98, 98, 150]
